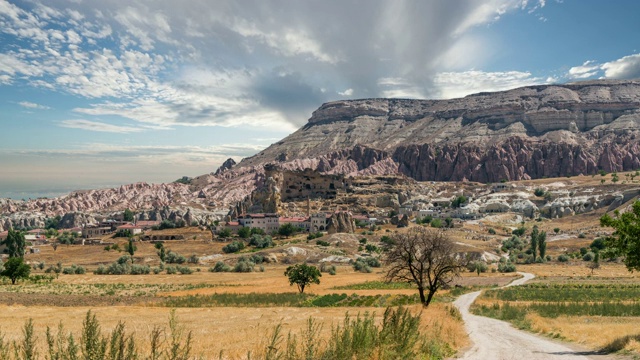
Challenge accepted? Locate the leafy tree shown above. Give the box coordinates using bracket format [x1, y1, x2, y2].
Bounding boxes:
[284, 263, 321, 293]
[444, 217, 453, 228]
[278, 223, 296, 237]
[237, 227, 251, 239]
[600, 201, 640, 271]
[451, 195, 467, 208]
[416, 215, 432, 225]
[217, 228, 232, 239]
[126, 239, 136, 256]
[590, 238, 606, 251]
[468, 261, 488, 276]
[123, 208, 134, 222]
[45, 215, 61, 230]
[385, 227, 466, 307]
[57, 231, 77, 245]
[3, 229, 25, 258]
[1, 257, 31, 284]
[430, 219, 442, 228]
[157, 244, 166, 262]
[538, 230, 547, 259]
[512, 226, 526, 237]
[587, 251, 600, 275]
[530, 226, 539, 257]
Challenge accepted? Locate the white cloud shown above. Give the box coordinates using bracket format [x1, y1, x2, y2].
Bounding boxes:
[338, 88, 353, 96]
[566, 54, 640, 80]
[568, 60, 600, 79]
[59, 119, 144, 133]
[601, 53, 640, 79]
[0, 0, 553, 134]
[18, 101, 50, 109]
[433, 70, 547, 99]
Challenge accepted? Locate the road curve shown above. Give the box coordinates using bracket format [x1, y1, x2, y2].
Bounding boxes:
[453, 272, 593, 360]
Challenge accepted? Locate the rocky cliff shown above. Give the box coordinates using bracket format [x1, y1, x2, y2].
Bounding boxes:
[234, 80, 640, 183]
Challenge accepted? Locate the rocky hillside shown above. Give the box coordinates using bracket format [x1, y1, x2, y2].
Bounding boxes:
[3, 79, 640, 225]
[236, 79, 640, 183]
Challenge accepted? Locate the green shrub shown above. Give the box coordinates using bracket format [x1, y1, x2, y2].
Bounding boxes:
[223, 241, 245, 253]
[534, 188, 545, 197]
[233, 257, 255, 272]
[590, 238, 606, 251]
[248, 235, 274, 248]
[468, 261, 488, 274]
[209, 261, 231, 272]
[430, 219, 443, 228]
[316, 240, 330, 247]
[498, 262, 517, 273]
[165, 251, 186, 264]
[176, 266, 193, 275]
[165, 266, 177, 274]
[62, 264, 85, 275]
[130, 264, 150, 275]
[380, 236, 394, 246]
[583, 252, 595, 261]
[578, 233, 586, 239]
[512, 226, 526, 236]
[352, 257, 380, 273]
[488, 228, 496, 235]
[558, 254, 570, 262]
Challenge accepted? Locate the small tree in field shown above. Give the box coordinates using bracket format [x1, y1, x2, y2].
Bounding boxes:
[385, 227, 466, 307]
[586, 252, 600, 275]
[126, 238, 136, 256]
[284, 263, 321, 293]
[3, 229, 26, 258]
[1, 257, 30, 284]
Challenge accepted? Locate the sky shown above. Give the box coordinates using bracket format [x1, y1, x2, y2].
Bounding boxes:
[1, 0, 639, 199]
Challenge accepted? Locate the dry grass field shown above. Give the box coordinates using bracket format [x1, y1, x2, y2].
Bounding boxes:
[0, 303, 466, 358]
[1, 241, 485, 359]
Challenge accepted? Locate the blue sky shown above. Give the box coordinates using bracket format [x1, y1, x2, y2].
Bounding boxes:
[1, 0, 639, 199]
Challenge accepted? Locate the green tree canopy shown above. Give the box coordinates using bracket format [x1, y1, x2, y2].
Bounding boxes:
[278, 223, 296, 237]
[600, 201, 640, 271]
[451, 195, 467, 208]
[123, 208, 134, 222]
[3, 229, 25, 258]
[1, 257, 30, 284]
[237, 227, 251, 239]
[284, 263, 321, 293]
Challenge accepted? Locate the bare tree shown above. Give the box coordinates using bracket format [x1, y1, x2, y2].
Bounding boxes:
[385, 227, 466, 307]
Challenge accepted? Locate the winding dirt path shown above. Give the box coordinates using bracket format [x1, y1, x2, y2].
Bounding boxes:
[454, 272, 596, 360]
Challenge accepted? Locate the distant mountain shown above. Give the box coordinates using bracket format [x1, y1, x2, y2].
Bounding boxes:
[236, 79, 640, 182]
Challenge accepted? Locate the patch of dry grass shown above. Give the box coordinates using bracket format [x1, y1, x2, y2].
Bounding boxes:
[519, 263, 640, 280]
[526, 313, 640, 353]
[0, 303, 466, 359]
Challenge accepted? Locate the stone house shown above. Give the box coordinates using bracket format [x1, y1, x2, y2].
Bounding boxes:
[238, 213, 280, 233]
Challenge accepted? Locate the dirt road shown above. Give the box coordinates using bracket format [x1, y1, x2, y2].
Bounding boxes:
[454, 272, 596, 360]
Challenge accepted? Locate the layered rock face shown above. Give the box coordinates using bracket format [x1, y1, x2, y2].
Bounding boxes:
[239, 80, 640, 182]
